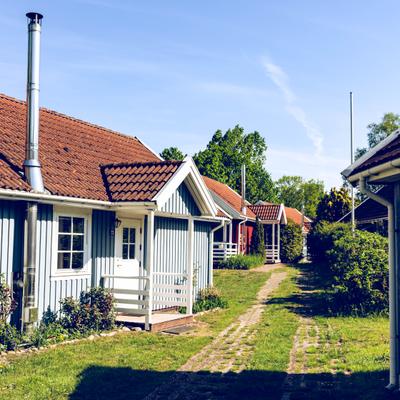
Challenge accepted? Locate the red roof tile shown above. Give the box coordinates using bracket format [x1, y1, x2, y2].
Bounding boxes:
[202, 176, 256, 219]
[101, 161, 182, 202]
[0, 94, 161, 200]
[248, 204, 281, 221]
[284, 206, 312, 232]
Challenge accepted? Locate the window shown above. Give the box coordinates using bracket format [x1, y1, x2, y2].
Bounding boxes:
[57, 216, 86, 270]
[122, 227, 136, 260]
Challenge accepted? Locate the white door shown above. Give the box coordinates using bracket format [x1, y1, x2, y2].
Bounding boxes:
[114, 220, 142, 307]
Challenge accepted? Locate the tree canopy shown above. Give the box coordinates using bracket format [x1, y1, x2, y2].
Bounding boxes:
[160, 147, 185, 161]
[275, 175, 324, 219]
[355, 112, 400, 160]
[193, 125, 277, 203]
[315, 187, 352, 223]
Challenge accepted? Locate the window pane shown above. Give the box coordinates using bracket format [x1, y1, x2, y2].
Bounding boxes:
[72, 252, 84, 269]
[129, 244, 135, 259]
[73, 218, 85, 233]
[129, 228, 136, 243]
[122, 244, 128, 259]
[123, 228, 128, 243]
[73, 235, 84, 251]
[58, 235, 71, 251]
[59, 217, 71, 233]
[57, 253, 70, 269]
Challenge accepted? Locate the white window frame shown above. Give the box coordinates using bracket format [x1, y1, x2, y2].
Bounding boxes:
[51, 206, 92, 278]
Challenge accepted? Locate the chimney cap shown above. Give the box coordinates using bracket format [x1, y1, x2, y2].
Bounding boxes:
[26, 12, 43, 23]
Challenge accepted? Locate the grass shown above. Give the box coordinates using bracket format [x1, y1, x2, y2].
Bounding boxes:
[0, 265, 393, 400]
[0, 268, 270, 399]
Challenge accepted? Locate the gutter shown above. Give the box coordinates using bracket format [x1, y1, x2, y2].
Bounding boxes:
[359, 177, 397, 389]
[344, 158, 400, 185]
[209, 219, 225, 286]
[0, 188, 156, 209]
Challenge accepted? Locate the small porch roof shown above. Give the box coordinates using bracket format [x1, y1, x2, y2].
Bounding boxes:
[248, 203, 287, 224]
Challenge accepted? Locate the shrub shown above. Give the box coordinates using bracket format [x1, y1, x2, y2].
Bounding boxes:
[215, 254, 264, 270]
[307, 221, 351, 265]
[250, 218, 265, 258]
[280, 220, 303, 263]
[0, 322, 22, 351]
[193, 287, 228, 313]
[60, 287, 115, 334]
[30, 322, 68, 348]
[327, 229, 388, 313]
[0, 274, 16, 322]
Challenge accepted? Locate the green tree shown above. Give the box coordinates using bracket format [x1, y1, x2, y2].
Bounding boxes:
[194, 125, 276, 203]
[250, 218, 265, 257]
[280, 220, 304, 263]
[275, 176, 324, 219]
[160, 147, 185, 161]
[303, 179, 325, 219]
[315, 187, 352, 223]
[355, 112, 400, 159]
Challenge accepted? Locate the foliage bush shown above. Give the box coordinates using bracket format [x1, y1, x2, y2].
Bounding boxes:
[307, 221, 351, 265]
[0, 274, 21, 351]
[215, 254, 264, 270]
[193, 287, 228, 313]
[250, 218, 265, 257]
[327, 229, 388, 313]
[280, 220, 303, 263]
[60, 287, 115, 334]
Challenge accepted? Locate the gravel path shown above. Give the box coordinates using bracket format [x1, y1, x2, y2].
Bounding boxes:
[143, 271, 288, 400]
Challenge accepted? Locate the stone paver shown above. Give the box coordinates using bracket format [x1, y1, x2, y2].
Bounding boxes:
[143, 271, 287, 400]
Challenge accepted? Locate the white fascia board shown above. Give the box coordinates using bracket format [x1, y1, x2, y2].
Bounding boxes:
[210, 191, 243, 220]
[342, 130, 400, 179]
[279, 204, 288, 224]
[152, 157, 218, 217]
[0, 188, 157, 211]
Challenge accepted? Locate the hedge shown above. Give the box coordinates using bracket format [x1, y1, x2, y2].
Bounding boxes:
[215, 254, 264, 270]
[280, 220, 303, 263]
[308, 222, 389, 314]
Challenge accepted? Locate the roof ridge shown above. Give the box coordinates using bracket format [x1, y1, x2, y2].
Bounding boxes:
[0, 92, 158, 151]
[101, 160, 182, 169]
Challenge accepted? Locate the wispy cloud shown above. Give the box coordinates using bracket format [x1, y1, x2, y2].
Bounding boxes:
[262, 58, 323, 156]
[196, 81, 271, 97]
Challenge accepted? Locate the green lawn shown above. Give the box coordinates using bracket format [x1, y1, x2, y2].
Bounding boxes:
[0, 269, 270, 400]
[0, 266, 392, 400]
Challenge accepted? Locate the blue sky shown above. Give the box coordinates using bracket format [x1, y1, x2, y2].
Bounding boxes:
[1, 1, 399, 189]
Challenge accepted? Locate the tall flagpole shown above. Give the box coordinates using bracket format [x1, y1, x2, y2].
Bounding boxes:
[350, 92, 355, 231]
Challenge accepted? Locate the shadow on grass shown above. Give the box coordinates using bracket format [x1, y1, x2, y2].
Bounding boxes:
[268, 263, 372, 318]
[69, 366, 393, 400]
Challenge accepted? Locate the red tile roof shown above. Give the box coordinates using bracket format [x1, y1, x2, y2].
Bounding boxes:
[0, 94, 162, 200]
[248, 204, 281, 221]
[202, 176, 256, 219]
[284, 206, 312, 232]
[101, 161, 182, 202]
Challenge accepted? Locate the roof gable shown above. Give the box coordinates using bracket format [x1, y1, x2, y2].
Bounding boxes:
[161, 181, 201, 216]
[248, 204, 287, 223]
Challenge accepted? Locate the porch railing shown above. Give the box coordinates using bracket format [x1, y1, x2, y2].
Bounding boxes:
[213, 242, 238, 261]
[101, 272, 191, 330]
[265, 244, 280, 263]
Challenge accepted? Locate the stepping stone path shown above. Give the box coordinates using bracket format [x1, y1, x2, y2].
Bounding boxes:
[143, 271, 287, 400]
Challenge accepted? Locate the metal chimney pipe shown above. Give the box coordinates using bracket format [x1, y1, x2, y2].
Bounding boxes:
[24, 12, 44, 192]
[23, 12, 43, 333]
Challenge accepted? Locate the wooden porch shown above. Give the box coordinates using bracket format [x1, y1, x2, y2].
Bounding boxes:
[116, 312, 193, 332]
[102, 270, 193, 331]
[213, 241, 238, 261]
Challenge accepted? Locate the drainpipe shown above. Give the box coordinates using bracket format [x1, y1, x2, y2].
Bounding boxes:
[359, 177, 397, 389]
[23, 12, 45, 333]
[209, 219, 225, 286]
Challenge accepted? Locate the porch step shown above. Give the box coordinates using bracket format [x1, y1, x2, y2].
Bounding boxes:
[116, 312, 193, 332]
